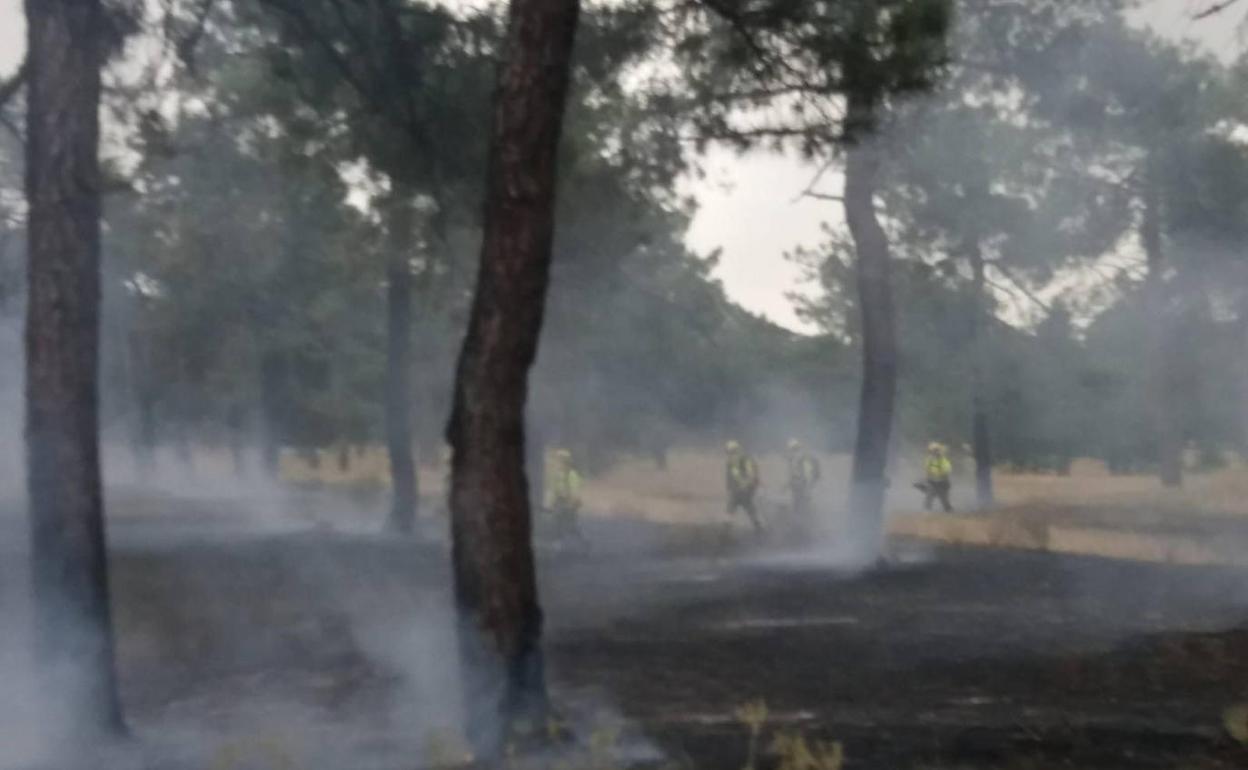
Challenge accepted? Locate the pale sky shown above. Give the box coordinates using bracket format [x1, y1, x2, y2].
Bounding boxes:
[684, 0, 1247, 332]
[0, 0, 1242, 332]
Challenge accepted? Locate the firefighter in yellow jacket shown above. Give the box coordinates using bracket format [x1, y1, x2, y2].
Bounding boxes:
[922, 442, 954, 512]
[786, 438, 821, 523]
[548, 448, 586, 542]
[725, 440, 763, 533]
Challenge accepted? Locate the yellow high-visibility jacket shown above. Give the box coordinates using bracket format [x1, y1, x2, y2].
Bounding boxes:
[788, 454, 821, 489]
[550, 467, 582, 507]
[726, 455, 759, 493]
[925, 455, 952, 483]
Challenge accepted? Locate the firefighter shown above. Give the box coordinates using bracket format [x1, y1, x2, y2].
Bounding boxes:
[922, 442, 954, 512]
[548, 448, 586, 543]
[724, 440, 763, 533]
[786, 438, 821, 522]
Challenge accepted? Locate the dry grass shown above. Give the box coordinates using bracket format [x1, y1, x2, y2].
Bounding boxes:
[583, 448, 852, 524]
[590, 451, 1248, 524]
[891, 457, 1248, 565]
[992, 460, 1248, 518]
[279, 446, 447, 494]
[278, 444, 1248, 526]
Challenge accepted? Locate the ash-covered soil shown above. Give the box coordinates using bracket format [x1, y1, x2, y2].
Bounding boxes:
[6, 493, 1248, 768]
[548, 545, 1248, 768]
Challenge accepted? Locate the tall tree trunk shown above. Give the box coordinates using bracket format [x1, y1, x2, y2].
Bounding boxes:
[227, 404, 247, 478]
[843, 94, 897, 560]
[24, 0, 125, 738]
[259, 351, 284, 477]
[444, 0, 580, 753]
[1141, 159, 1183, 488]
[174, 420, 195, 478]
[967, 238, 994, 509]
[128, 329, 156, 474]
[135, 395, 156, 473]
[1239, 298, 1248, 457]
[231, 434, 247, 477]
[385, 201, 418, 533]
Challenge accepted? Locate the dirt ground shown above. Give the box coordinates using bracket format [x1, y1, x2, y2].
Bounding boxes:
[8, 461, 1248, 768]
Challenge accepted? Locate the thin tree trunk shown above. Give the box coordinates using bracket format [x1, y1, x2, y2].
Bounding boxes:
[24, 0, 125, 738]
[1141, 158, 1183, 488]
[227, 405, 247, 478]
[968, 238, 994, 509]
[385, 201, 418, 533]
[259, 351, 284, 477]
[231, 436, 246, 477]
[175, 420, 195, 478]
[1239, 298, 1248, 457]
[135, 395, 156, 473]
[843, 94, 897, 560]
[128, 329, 156, 473]
[444, 0, 580, 753]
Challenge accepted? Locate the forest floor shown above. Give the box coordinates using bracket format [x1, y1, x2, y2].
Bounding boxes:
[7, 457, 1248, 768]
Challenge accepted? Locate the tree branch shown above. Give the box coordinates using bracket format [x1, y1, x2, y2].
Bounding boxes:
[1195, 0, 1243, 19]
[986, 260, 1049, 312]
[793, 156, 839, 202]
[327, 0, 387, 94]
[693, 0, 776, 73]
[0, 111, 21, 143]
[0, 58, 29, 112]
[691, 0, 819, 96]
[688, 124, 835, 143]
[174, 0, 221, 73]
[257, 0, 388, 118]
[255, 0, 439, 187]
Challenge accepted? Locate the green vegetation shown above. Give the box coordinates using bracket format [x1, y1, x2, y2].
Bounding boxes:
[4, 1, 1246, 487]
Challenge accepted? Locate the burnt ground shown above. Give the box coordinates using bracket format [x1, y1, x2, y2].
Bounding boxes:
[8, 494, 1248, 768]
[546, 543, 1248, 769]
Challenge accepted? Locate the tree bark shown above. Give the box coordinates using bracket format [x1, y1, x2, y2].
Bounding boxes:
[24, 0, 125, 738]
[1141, 158, 1183, 488]
[385, 201, 418, 533]
[843, 93, 897, 560]
[444, 0, 580, 753]
[968, 238, 994, 509]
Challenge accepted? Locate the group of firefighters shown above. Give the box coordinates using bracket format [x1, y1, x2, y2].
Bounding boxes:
[543, 438, 953, 540]
[546, 439, 953, 541]
[721, 439, 955, 530]
[723, 439, 822, 533]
